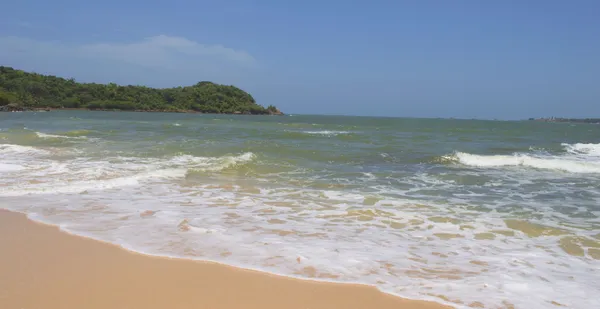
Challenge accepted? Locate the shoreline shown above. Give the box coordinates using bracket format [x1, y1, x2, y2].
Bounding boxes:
[0, 208, 452, 309]
[1, 107, 286, 116]
[1, 66, 284, 116]
[528, 117, 600, 124]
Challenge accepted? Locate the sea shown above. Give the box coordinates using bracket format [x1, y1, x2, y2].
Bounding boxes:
[1, 111, 599, 309]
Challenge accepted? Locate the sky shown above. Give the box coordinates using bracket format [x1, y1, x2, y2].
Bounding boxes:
[1, 0, 599, 119]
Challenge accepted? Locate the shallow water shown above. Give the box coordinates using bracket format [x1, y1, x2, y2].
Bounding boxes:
[1, 111, 599, 309]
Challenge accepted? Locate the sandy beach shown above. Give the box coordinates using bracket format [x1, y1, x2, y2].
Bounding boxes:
[0, 209, 451, 309]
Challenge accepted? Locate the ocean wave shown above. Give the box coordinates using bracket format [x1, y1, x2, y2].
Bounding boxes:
[563, 142, 600, 157]
[162, 123, 182, 128]
[185, 152, 256, 175]
[8, 179, 599, 309]
[0, 168, 188, 196]
[279, 130, 355, 139]
[302, 130, 352, 136]
[3, 114, 600, 309]
[442, 142, 600, 174]
[0, 143, 50, 156]
[35, 132, 88, 140]
[0, 146, 257, 196]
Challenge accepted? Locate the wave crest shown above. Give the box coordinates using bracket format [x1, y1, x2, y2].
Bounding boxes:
[36, 132, 87, 140]
[0, 145, 257, 196]
[0, 144, 49, 156]
[303, 130, 351, 136]
[442, 142, 600, 174]
[185, 152, 256, 176]
[562, 143, 600, 157]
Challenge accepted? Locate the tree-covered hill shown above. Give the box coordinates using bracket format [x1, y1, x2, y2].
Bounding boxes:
[0, 66, 282, 115]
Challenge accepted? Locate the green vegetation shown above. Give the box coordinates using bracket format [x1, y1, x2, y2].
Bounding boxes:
[0, 66, 282, 115]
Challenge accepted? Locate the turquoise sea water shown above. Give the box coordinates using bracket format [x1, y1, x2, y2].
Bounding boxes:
[1, 111, 599, 308]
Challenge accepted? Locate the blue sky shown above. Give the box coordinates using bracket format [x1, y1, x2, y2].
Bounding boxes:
[1, 1, 599, 119]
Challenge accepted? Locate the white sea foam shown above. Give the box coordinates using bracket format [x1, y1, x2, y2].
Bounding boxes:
[447, 142, 600, 174]
[177, 152, 256, 173]
[35, 131, 96, 141]
[36, 132, 78, 139]
[0, 144, 49, 155]
[1, 141, 599, 309]
[451, 152, 600, 173]
[0, 163, 24, 172]
[562, 142, 600, 157]
[302, 130, 352, 136]
[0, 146, 255, 196]
[4, 182, 599, 309]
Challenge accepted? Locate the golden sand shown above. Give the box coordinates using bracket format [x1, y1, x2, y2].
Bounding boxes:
[0, 209, 451, 309]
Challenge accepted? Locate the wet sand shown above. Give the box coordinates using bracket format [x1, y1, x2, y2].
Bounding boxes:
[0, 209, 451, 309]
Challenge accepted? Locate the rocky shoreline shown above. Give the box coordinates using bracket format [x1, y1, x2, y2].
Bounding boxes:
[0, 104, 51, 112]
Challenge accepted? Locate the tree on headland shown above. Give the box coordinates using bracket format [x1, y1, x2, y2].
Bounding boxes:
[0, 66, 283, 115]
[0, 90, 18, 106]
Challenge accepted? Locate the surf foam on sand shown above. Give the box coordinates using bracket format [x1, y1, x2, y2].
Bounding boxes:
[0, 209, 448, 309]
[1, 123, 599, 309]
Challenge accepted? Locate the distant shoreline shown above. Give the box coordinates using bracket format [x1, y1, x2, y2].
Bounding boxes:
[1, 66, 283, 116]
[1, 106, 285, 116]
[529, 117, 600, 124]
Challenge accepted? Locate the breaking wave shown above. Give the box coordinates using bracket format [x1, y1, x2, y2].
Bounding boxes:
[562, 142, 600, 157]
[3, 112, 600, 309]
[185, 152, 256, 175]
[442, 142, 600, 174]
[0, 144, 257, 196]
[303, 130, 351, 136]
[35, 132, 87, 140]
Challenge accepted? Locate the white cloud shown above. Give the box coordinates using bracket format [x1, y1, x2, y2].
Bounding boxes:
[78, 35, 256, 68]
[0, 35, 258, 87]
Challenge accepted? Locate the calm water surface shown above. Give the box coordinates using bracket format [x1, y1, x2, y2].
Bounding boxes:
[1, 111, 599, 309]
